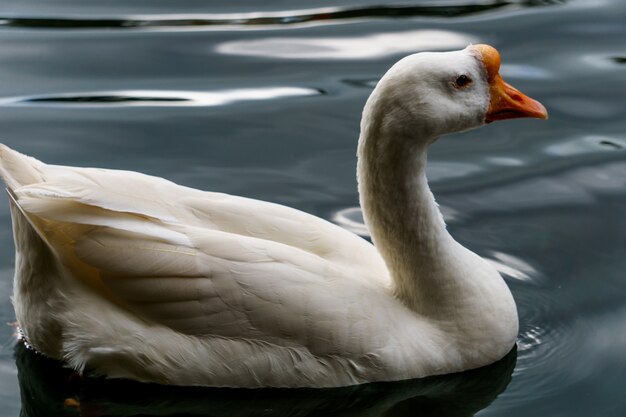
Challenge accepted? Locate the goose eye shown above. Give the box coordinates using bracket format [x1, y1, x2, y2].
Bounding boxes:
[454, 74, 472, 88]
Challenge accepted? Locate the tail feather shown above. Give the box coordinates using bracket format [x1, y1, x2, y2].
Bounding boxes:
[0, 144, 45, 190]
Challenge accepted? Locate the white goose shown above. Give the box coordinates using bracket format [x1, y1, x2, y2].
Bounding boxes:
[0, 44, 547, 388]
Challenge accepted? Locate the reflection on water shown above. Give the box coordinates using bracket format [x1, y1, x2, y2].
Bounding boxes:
[0, 87, 320, 108]
[0, 1, 562, 31]
[545, 135, 626, 156]
[500, 63, 553, 79]
[485, 251, 537, 282]
[16, 342, 516, 417]
[333, 207, 369, 237]
[217, 30, 474, 60]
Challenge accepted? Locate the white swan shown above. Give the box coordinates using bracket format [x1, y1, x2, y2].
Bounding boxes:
[0, 44, 547, 388]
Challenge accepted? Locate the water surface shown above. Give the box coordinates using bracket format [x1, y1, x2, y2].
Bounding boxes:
[0, 0, 625, 416]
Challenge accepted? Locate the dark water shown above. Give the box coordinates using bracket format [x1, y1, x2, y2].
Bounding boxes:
[0, 0, 625, 416]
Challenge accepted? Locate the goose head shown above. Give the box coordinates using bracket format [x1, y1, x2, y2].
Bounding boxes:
[362, 44, 548, 143]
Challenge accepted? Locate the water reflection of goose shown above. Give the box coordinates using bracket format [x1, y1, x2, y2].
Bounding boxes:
[15, 342, 517, 417]
[0, 45, 546, 388]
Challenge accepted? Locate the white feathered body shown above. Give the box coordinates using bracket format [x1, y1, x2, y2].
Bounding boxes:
[2, 144, 503, 388]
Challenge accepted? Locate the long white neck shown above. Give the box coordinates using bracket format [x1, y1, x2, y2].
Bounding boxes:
[357, 96, 467, 317]
[357, 125, 444, 314]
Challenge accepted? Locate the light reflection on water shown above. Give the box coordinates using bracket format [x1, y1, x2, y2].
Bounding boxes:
[0, 0, 625, 416]
[0, 87, 320, 107]
[216, 30, 475, 60]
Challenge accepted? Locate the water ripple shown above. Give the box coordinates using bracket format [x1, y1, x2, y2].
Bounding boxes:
[506, 289, 583, 404]
[546, 135, 626, 156]
[332, 207, 369, 237]
[0, 87, 320, 108]
[217, 30, 475, 60]
[485, 251, 539, 282]
[0, 1, 565, 31]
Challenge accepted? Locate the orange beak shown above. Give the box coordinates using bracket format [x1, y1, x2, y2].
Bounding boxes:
[473, 44, 548, 123]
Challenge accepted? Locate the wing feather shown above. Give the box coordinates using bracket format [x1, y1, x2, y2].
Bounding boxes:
[9, 160, 393, 357]
[17, 163, 387, 280]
